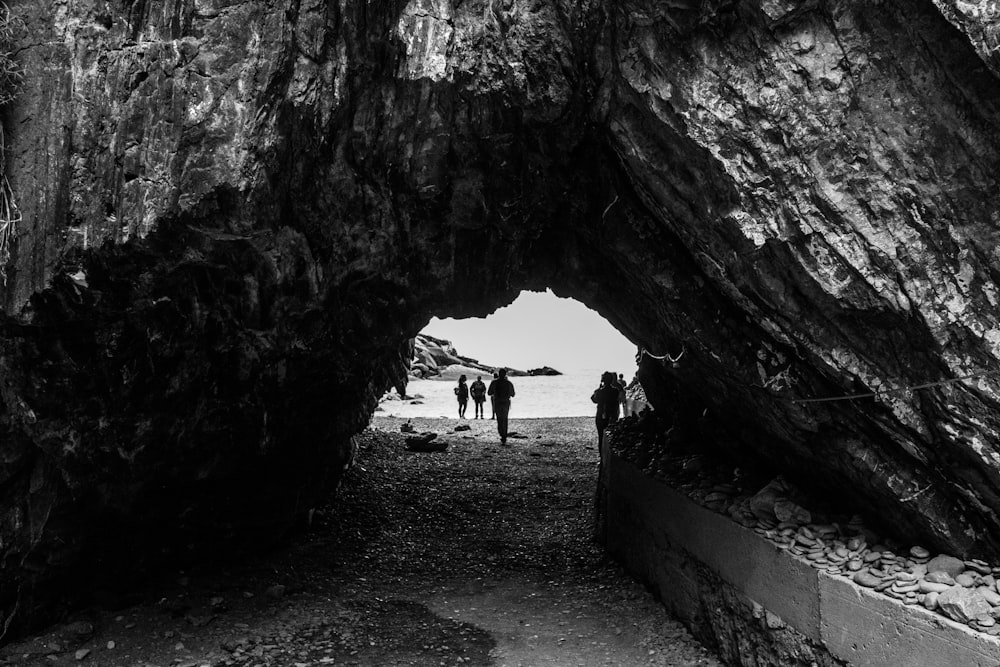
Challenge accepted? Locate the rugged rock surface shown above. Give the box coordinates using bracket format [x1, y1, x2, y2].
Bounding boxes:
[409, 333, 494, 379]
[408, 333, 554, 379]
[2, 0, 1000, 637]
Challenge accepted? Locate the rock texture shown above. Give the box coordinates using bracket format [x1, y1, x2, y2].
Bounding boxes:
[409, 333, 495, 379]
[407, 333, 560, 379]
[3, 0, 1000, 637]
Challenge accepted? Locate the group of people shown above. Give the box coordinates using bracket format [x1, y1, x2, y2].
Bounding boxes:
[454, 370, 516, 444]
[453, 369, 628, 448]
[590, 371, 628, 448]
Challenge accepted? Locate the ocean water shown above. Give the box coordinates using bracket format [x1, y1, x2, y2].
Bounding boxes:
[376, 369, 619, 419]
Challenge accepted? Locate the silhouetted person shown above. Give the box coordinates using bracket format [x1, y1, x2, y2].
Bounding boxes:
[488, 368, 515, 445]
[454, 374, 469, 418]
[617, 373, 628, 417]
[470, 375, 487, 419]
[592, 371, 621, 450]
[489, 371, 499, 419]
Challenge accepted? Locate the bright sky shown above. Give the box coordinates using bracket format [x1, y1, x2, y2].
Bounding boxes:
[421, 289, 638, 375]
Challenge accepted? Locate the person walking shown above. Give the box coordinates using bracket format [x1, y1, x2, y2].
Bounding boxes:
[592, 371, 621, 450]
[487, 368, 515, 445]
[489, 371, 499, 419]
[454, 374, 469, 418]
[470, 375, 487, 419]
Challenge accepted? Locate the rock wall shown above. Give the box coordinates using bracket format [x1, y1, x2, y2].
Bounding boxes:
[599, 0, 1000, 558]
[3, 0, 1000, 637]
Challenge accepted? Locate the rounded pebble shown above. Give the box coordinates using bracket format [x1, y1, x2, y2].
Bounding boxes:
[853, 570, 882, 588]
[919, 580, 952, 594]
[910, 546, 930, 559]
[927, 571, 956, 585]
[967, 560, 992, 576]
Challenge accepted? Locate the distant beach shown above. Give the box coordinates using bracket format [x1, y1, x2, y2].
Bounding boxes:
[376, 368, 641, 419]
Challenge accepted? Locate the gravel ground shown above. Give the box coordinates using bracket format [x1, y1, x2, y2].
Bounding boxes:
[2, 416, 721, 667]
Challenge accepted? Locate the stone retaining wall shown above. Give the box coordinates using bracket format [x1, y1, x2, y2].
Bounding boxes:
[600, 451, 1000, 666]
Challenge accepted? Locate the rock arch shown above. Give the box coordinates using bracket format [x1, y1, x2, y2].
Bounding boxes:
[2, 0, 1000, 636]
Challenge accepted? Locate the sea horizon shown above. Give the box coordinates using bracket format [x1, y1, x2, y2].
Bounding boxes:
[376, 367, 629, 419]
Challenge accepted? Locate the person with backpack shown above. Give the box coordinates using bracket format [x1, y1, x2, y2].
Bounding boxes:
[592, 371, 621, 450]
[487, 368, 516, 445]
[470, 375, 487, 418]
[454, 374, 469, 418]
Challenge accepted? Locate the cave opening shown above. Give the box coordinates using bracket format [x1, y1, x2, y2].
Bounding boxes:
[384, 288, 640, 420]
[5, 0, 1000, 657]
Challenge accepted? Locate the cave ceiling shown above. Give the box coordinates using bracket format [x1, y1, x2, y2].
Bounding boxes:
[1, 0, 1000, 634]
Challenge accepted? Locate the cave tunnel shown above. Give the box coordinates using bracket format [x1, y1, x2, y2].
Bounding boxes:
[2, 0, 1000, 653]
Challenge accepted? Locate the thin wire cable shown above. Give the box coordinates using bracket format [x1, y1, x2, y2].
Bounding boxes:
[784, 370, 1000, 404]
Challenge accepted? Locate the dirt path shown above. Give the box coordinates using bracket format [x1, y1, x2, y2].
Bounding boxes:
[2, 416, 721, 667]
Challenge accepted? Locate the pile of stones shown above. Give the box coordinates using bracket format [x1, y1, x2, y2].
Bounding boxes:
[758, 522, 1000, 633]
[609, 425, 1000, 636]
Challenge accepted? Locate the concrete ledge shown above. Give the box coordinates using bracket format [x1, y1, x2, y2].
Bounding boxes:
[602, 452, 1000, 667]
[820, 573, 1000, 667]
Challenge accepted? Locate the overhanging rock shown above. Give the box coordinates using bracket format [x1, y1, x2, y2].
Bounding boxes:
[1, 0, 1000, 636]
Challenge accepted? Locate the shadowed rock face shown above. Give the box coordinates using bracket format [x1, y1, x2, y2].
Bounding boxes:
[2, 0, 1000, 635]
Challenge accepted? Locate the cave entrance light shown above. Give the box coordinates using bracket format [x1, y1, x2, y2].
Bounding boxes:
[389, 289, 639, 419]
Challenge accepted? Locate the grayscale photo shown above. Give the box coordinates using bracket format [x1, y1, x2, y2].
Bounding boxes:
[0, 1, 999, 666]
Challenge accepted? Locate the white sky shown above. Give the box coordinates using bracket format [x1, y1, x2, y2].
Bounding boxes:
[421, 289, 638, 375]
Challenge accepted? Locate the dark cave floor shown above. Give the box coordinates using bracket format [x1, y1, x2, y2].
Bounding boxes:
[1, 416, 720, 666]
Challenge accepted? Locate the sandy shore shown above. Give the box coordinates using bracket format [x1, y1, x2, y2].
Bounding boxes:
[371, 414, 600, 450]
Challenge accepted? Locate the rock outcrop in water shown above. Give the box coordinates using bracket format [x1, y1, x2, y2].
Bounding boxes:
[408, 333, 560, 379]
[2, 0, 1000, 636]
[409, 333, 494, 379]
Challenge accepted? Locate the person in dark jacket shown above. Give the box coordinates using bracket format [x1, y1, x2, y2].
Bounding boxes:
[470, 375, 487, 418]
[487, 368, 516, 445]
[591, 371, 621, 450]
[454, 374, 469, 418]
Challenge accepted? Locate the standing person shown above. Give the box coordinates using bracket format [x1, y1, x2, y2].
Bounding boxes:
[617, 373, 629, 417]
[454, 374, 469, 418]
[487, 368, 516, 445]
[592, 371, 621, 450]
[470, 375, 487, 419]
[489, 371, 499, 419]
